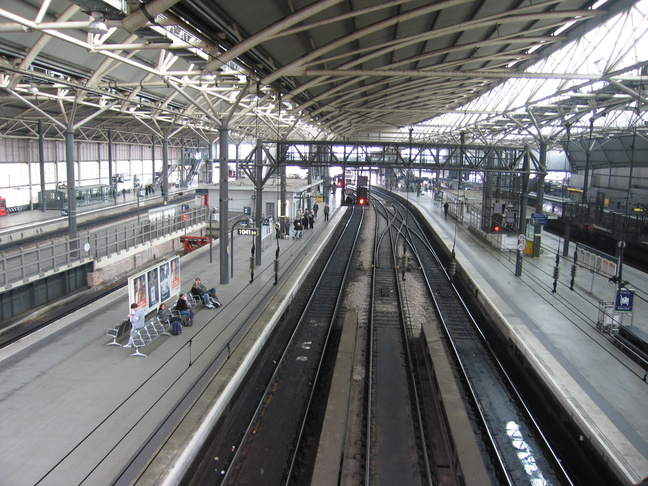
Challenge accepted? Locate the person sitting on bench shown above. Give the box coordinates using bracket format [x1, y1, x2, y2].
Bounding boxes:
[192, 277, 221, 308]
[158, 302, 182, 335]
[175, 294, 194, 325]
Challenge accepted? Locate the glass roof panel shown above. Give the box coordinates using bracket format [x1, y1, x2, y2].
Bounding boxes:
[419, 0, 648, 142]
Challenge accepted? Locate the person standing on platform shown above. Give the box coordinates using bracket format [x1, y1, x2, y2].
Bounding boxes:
[294, 216, 302, 238]
[124, 303, 145, 348]
[313, 202, 319, 217]
[302, 212, 309, 232]
[284, 218, 290, 238]
[324, 203, 330, 222]
[443, 201, 449, 219]
[308, 211, 314, 229]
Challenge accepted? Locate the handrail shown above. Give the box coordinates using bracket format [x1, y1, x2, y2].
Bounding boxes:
[0, 206, 209, 291]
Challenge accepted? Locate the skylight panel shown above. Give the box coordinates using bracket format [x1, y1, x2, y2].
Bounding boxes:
[418, 0, 648, 140]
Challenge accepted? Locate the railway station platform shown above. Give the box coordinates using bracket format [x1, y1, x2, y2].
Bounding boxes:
[0, 189, 183, 244]
[404, 190, 648, 485]
[0, 201, 344, 486]
[0, 188, 647, 485]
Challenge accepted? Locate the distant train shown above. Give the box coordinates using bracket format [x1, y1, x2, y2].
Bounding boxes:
[528, 193, 647, 241]
[528, 192, 648, 268]
[357, 186, 368, 205]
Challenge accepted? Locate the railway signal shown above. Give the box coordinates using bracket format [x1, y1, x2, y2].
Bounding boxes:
[490, 213, 503, 233]
[357, 186, 368, 205]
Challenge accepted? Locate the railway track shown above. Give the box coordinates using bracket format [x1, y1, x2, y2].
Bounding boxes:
[377, 189, 574, 485]
[214, 207, 364, 485]
[186, 191, 582, 485]
[366, 198, 432, 484]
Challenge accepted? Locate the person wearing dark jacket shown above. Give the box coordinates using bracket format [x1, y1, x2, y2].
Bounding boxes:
[193, 277, 221, 307]
[191, 278, 215, 308]
[175, 294, 194, 325]
[293, 217, 303, 238]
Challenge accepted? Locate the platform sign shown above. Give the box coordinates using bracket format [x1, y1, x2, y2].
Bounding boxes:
[530, 213, 548, 225]
[238, 227, 258, 236]
[615, 289, 634, 312]
[244, 206, 251, 216]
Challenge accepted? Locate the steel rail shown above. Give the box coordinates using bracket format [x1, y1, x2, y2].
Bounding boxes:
[381, 189, 574, 485]
[220, 207, 363, 485]
[365, 197, 433, 484]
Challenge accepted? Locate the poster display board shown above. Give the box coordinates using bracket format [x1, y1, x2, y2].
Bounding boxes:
[575, 243, 617, 280]
[128, 256, 182, 314]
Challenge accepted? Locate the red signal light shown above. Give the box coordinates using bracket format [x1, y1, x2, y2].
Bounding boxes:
[358, 198, 366, 205]
[490, 213, 503, 233]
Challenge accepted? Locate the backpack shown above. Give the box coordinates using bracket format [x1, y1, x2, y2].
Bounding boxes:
[171, 320, 182, 335]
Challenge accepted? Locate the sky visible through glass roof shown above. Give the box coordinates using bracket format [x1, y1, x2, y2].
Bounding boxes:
[416, 0, 648, 142]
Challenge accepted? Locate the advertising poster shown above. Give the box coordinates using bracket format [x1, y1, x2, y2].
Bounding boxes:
[147, 267, 160, 309]
[159, 261, 171, 302]
[170, 256, 181, 296]
[132, 274, 147, 309]
[128, 256, 181, 314]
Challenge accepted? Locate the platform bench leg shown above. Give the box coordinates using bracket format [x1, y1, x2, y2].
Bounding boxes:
[130, 346, 147, 358]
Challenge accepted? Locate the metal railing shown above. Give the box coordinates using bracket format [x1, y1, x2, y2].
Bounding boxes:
[0, 206, 209, 290]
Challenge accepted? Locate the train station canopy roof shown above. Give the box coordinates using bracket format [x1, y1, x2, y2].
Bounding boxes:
[0, 0, 647, 168]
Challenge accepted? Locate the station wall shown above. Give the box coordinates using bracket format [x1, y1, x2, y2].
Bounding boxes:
[0, 137, 182, 208]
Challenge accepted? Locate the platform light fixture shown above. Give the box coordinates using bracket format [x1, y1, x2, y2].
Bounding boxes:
[87, 13, 108, 35]
[28, 83, 39, 94]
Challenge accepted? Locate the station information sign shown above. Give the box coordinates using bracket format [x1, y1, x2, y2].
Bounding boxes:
[238, 228, 258, 236]
[530, 213, 548, 225]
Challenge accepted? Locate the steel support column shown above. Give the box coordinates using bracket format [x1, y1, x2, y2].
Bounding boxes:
[108, 128, 114, 205]
[151, 136, 156, 189]
[515, 148, 530, 277]
[255, 140, 263, 267]
[38, 120, 46, 212]
[219, 127, 230, 284]
[65, 129, 77, 237]
[162, 136, 169, 204]
[533, 141, 547, 258]
[280, 156, 287, 223]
